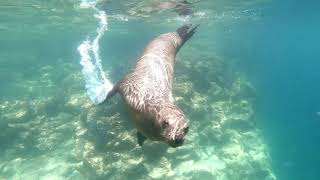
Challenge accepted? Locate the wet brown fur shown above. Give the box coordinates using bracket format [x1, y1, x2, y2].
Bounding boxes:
[106, 25, 198, 147]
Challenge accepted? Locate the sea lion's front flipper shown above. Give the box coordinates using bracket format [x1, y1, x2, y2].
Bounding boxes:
[137, 131, 147, 146]
[100, 82, 120, 104]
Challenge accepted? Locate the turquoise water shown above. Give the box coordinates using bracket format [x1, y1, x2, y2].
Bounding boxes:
[0, 0, 318, 179]
[242, 2, 320, 180]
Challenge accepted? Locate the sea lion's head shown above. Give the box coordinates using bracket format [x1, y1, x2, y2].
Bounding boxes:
[157, 104, 189, 148]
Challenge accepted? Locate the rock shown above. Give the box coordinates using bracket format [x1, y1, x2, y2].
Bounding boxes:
[0, 46, 277, 179]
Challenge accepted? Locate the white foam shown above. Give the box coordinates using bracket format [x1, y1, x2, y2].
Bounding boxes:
[79, 0, 96, 8]
[78, 1, 113, 104]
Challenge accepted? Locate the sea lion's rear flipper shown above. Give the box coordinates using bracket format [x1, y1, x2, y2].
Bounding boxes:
[137, 131, 147, 146]
[177, 24, 199, 46]
[180, 0, 192, 5]
[175, 8, 193, 16]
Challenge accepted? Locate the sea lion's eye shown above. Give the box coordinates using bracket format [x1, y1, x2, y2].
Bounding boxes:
[162, 120, 169, 128]
[184, 126, 189, 133]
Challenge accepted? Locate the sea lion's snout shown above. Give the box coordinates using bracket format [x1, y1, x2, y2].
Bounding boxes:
[170, 139, 184, 148]
[169, 134, 185, 148]
[174, 137, 184, 145]
[167, 124, 189, 148]
[173, 134, 185, 147]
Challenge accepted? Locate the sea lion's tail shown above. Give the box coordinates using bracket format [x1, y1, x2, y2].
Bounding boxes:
[177, 24, 199, 46]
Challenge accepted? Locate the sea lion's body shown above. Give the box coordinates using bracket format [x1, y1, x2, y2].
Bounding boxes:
[118, 33, 180, 143]
[105, 24, 198, 147]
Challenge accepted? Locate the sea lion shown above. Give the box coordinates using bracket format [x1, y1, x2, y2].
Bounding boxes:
[97, 0, 196, 17]
[171, 0, 194, 16]
[103, 24, 199, 147]
[128, 0, 197, 17]
[155, 0, 195, 16]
